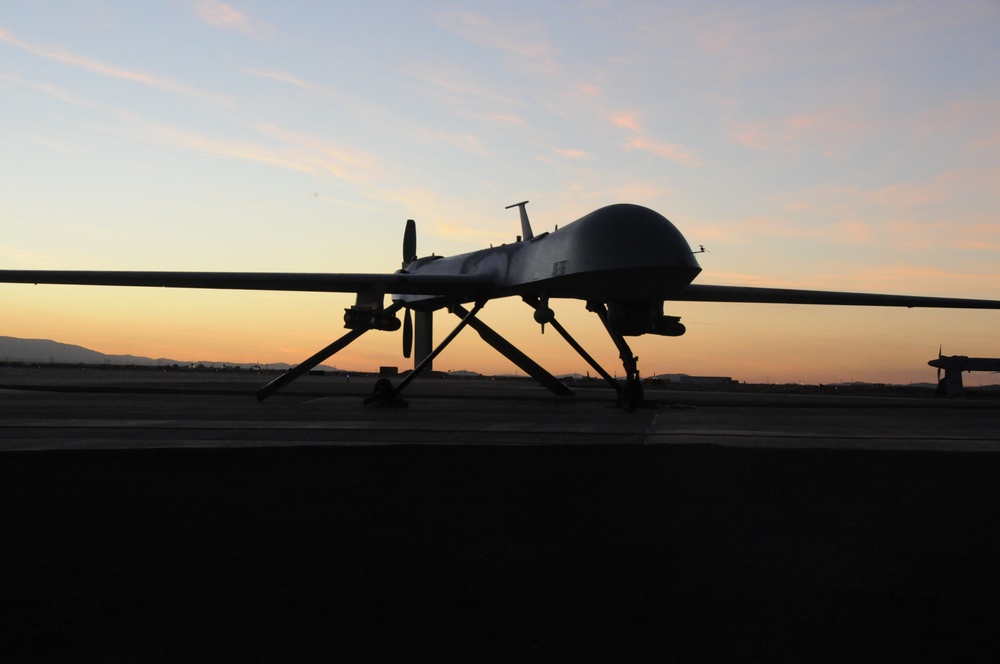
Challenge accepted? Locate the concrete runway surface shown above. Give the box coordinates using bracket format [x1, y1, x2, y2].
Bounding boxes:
[2, 368, 1000, 661]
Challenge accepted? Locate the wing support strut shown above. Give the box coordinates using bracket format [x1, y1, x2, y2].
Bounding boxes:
[453, 303, 574, 397]
[370, 301, 487, 405]
[367, 300, 574, 405]
[257, 302, 403, 401]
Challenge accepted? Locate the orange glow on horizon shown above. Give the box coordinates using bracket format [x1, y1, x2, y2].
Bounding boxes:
[4, 285, 997, 386]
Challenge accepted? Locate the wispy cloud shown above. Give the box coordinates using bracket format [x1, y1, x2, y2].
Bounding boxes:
[248, 124, 383, 183]
[610, 112, 641, 132]
[435, 10, 554, 71]
[625, 136, 701, 167]
[553, 148, 588, 159]
[236, 67, 389, 120]
[866, 168, 1000, 209]
[680, 3, 963, 83]
[237, 67, 327, 95]
[0, 126, 75, 153]
[413, 128, 487, 156]
[187, 0, 273, 39]
[818, 264, 1000, 296]
[406, 62, 520, 107]
[696, 174, 999, 258]
[611, 110, 702, 166]
[0, 29, 230, 106]
[404, 63, 529, 131]
[0, 72, 107, 110]
[484, 114, 527, 127]
[101, 117, 383, 187]
[732, 109, 869, 157]
[703, 263, 1000, 296]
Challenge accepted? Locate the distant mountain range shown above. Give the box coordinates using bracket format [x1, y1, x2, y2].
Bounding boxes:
[0, 336, 324, 371]
[3, 335, 993, 389]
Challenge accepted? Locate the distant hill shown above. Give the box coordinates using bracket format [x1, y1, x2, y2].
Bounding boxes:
[0, 336, 331, 371]
[0, 336, 176, 365]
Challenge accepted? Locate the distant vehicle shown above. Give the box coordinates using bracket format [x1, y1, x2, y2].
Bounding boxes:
[4, 202, 1000, 410]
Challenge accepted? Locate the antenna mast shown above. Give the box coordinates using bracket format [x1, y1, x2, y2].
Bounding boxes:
[505, 200, 533, 241]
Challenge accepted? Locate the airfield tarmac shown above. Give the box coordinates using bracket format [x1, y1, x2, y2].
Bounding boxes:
[3, 368, 1000, 660]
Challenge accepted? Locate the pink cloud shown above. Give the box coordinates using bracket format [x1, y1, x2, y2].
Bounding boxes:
[406, 63, 520, 107]
[413, 128, 487, 156]
[435, 11, 550, 60]
[107, 119, 383, 187]
[189, 0, 272, 38]
[704, 263, 1000, 298]
[732, 109, 869, 158]
[626, 136, 701, 167]
[611, 112, 642, 132]
[866, 168, 999, 210]
[611, 111, 701, 166]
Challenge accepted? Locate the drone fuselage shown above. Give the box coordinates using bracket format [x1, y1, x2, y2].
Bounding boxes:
[393, 204, 703, 311]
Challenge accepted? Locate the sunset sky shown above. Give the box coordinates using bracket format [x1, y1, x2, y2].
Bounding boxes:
[3, 1, 999, 385]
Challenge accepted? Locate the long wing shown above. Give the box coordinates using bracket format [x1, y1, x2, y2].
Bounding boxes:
[675, 284, 1000, 309]
[0, 270, 492, 298]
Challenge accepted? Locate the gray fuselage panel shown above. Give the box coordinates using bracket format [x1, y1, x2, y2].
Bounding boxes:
[395, 204, 702, 308]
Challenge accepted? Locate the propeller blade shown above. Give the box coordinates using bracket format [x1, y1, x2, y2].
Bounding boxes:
[403, 219, 417, 267]
[403, 308, 413, 358]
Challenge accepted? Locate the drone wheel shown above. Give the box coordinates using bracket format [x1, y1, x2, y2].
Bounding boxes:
[373, 378, 394, 402]
[621, 378, 643, 412]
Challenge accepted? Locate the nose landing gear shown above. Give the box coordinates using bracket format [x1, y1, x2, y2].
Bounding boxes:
[523, 297, 650, 411]
[589, 301, 645, 412]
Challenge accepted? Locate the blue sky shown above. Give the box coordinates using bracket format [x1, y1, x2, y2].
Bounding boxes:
[2, 1, 999, 383]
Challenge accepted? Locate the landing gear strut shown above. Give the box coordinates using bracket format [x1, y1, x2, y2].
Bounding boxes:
[589, 302, 644, 411]
[620, 376, 644, 412]
[364, 301, 489, 406]
[259, 292, 651, 412]
[522, 297, 647, 411]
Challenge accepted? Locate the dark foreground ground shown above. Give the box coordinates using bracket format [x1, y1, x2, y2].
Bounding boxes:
[2, 370, 1000, 661]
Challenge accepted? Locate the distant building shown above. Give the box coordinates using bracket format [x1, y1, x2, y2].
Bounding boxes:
[650, 373, 735, 385]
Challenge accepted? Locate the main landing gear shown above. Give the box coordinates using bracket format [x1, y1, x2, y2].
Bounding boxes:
[256, 296, 652, 412]
[523, 297, 647, 412]
[365, 300, 576, 406]
[363, 298, 648, 411]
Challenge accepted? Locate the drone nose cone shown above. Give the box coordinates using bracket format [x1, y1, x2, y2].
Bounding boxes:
[574, 204, 699, 263]
[558, 203, 702, 296]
